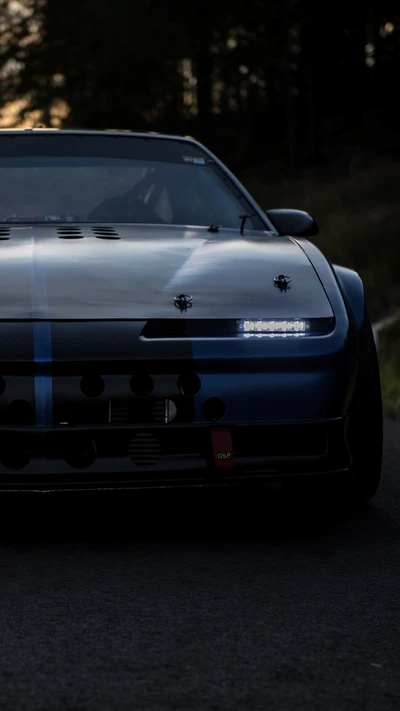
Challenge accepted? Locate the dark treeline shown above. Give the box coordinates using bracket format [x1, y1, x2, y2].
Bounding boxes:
[1, 0, 400, 175]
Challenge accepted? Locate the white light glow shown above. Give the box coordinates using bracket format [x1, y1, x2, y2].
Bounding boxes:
[237, 319, 309, 334]
[242, 332, 305, 339]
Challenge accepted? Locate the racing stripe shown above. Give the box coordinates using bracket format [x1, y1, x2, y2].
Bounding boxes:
[32, 321, 53, 426]
[29, 237, 53, 427]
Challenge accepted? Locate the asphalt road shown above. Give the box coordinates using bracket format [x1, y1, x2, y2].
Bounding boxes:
[1, 419, 400, 711]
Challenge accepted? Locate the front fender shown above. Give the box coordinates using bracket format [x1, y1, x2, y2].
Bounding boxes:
[331, 264, 366, 331]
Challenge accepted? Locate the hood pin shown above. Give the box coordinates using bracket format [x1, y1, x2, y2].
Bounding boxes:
[274, 275, 292, 291]
[174, 294, 193, 311]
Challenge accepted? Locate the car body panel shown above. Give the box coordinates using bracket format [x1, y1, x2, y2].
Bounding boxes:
[331, 264, 366, 330]
[0, 130, 365, 490]
[0, 224, 333, 320]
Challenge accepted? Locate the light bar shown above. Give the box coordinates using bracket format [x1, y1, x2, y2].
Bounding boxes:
[237, 319, 310, 334]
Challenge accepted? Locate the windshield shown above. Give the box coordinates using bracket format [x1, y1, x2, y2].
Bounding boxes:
[0, 134, 264, 229]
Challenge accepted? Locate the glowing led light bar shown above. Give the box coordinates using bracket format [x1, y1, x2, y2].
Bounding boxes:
[237, 319, 310, 334]
[241, 332, 305, 339]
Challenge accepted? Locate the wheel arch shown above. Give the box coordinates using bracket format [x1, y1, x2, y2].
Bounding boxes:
[330, 264, 366, 331]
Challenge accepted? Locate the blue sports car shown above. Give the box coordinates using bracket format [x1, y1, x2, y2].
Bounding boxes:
[0, 129, 382, 500]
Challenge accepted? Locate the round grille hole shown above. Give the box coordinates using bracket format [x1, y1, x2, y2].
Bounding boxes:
[6, 400, 34, 425]
[0, 451, 32, 470]
[152, 399, 177, 424]
[130, 373, 154, 397]
[128, 433, 161, 466]
[0, 435, 32, 470]
[64, 438, 97, 470]
[80, 375, 105, 398]
[178, 372, 201, 396]
[202, 397, 226, 422]
[0, 376, 6, 397]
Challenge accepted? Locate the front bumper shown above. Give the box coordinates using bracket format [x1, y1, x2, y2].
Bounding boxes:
[0, 305, 357, 490]
[0, 418, 351, 491]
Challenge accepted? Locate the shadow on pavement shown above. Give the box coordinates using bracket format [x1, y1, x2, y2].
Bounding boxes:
[0, 483, 388, 548]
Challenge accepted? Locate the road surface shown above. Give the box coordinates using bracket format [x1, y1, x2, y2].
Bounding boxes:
[1, 419, 400, 711]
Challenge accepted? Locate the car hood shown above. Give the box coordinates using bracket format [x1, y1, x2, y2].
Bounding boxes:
[0, 224, 333, 320]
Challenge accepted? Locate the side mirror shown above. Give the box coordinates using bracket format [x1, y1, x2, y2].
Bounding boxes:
[266, 209, 319, 237]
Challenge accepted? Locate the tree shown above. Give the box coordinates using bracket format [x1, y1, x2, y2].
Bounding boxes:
[1, 0, 399, 174]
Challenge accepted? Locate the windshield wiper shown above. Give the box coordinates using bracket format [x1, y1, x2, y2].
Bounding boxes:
[239, 213, 256, 234]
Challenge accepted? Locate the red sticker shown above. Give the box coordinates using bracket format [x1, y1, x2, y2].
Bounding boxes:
[211, 428, 235, 469]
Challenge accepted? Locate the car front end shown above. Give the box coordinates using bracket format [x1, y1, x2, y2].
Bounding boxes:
[0, 130, 359, 491]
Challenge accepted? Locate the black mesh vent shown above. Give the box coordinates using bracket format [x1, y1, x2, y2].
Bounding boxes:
[151, 399, 177, 424]
[128, 432, 161, 466]
[54, 397, 193, 426]
[152, 399, 167, 423]
[108, 400, 129, 423]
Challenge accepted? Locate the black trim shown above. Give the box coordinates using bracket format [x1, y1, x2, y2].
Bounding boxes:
[141, 318, 335, 339]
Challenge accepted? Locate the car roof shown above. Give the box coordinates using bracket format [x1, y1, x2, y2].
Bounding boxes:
[0, 128, 198, 143]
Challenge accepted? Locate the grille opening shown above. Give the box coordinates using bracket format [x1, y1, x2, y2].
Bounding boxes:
[178, 372, 201, 396]
[232, 424, 328, 458]
[0, 377, 6, 397]
[56, 402, 74, 426]
[80, 375, 105, 398]
[0, 451, 31, 470]
[44, 427, 204, 461]
[108, 400, 129, 424]
[92, 226, 120, 239]
[128, 432, 161, 466]
[0, 434, 33, 470]
[0, 230, 10, 240]
[202, 397, 226, 422]
[64, 437, 97, 469]
[54, 394, 193, 426]
[57, 227, 84, 239]
[152, 399, 177, 424]
[5, 400, 34, 425]
[130, 373, 154, 397]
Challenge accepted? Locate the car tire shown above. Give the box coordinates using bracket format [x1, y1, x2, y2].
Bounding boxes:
[346, 308, 383, 504]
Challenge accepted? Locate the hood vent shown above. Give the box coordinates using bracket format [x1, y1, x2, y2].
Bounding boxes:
[57, 227, 84, 239]
[92, 226, 120, 240]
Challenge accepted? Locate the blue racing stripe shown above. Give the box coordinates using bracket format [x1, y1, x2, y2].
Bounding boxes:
[33, 321, 53, 427]
[29, 237, 53, 427]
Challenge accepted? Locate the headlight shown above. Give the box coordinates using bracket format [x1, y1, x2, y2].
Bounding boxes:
[237, 319, 310, 336]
